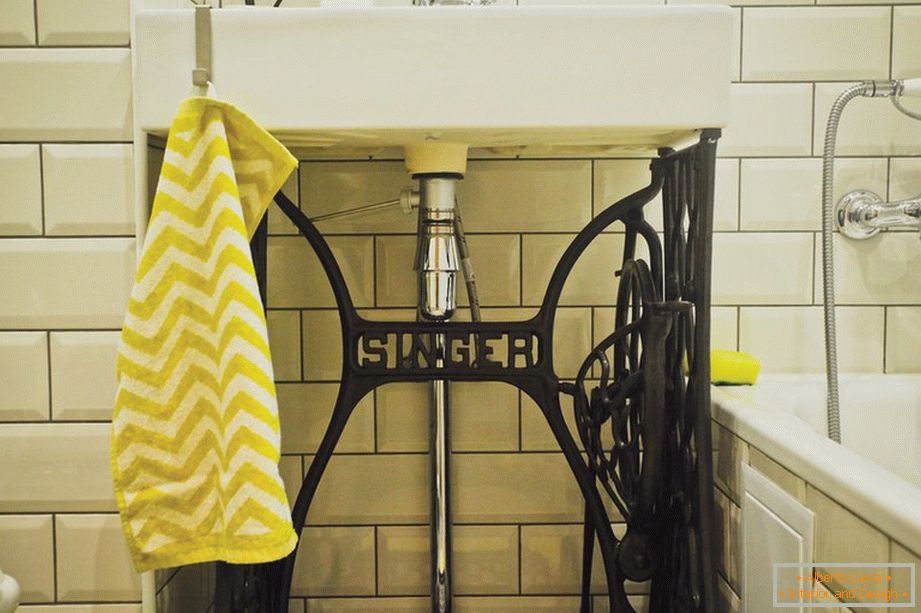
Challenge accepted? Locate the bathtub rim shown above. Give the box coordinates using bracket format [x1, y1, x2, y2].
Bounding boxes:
[712, 382, 921, 558]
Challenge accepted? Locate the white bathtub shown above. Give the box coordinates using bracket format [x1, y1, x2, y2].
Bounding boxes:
[712, 373, 921, 556]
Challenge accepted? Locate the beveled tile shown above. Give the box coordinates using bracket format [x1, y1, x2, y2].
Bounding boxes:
[748, 446, 806, 503]
[0, 238, 135, 329]
[267, 235, 374, 308]
[0, 0, 35, 45]
[738, 306, 884, 373]
[0, 514, 54, 602]
[42, 144, 134, 236]
[713, 422, 749, 505]
[592, 595, 650, 613]
[307, 454, 428, 525]
[452, 453, 583, 523]
[521, 234, 627, 306]
[885, 307, 921, 373]
[594, 159, 737, 232]
[376, 234, 520, 308]
[0, 145, 42, 236]
[277, 383, 374, 454]
[816, 233, 921, 304]
[0, 423, 114, 512]
[451, 382, 519, 452]
[302, 308, 417, 381]
[377, 525, 518, 596]
[267, 171, 300, 235]
[593, 159, 662, 230]
[267, 310, 301, 381]
[742, 8, 890, 81]
[301, 309, 342, 381]
[0, 331, 49, 421]
[37, 0, 130, 45]
[0, 49, 132, 141]
[278, 454, 303, 510]
[455, 596, 581, 612]
[740, 158, 888, 231]
[893, 7, 921, 79]
[376, 381, 519, 453]
[155, 562, 214, 613]
[289, 527, 375, 596]
[549, 307, 591, 379]
[721, 84, 813, 157]
[520, 524, 608, 594]
[594, 305, 738, 358]
[457, 160, 592, 233]
[814, 83, 921, 156]
[288, 600, 306, 613]
[299, 161, 415, 234]
[519, 392, 581, 454]
[50, 331, 120, 421]
[889, 157, 921, 201]
[712, 233, 814, 305]
[56, 514, 141, 602]
[301, 598, 427, 612]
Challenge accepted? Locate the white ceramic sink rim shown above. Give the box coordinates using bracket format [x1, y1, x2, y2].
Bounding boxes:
[133, 4, 733, 153]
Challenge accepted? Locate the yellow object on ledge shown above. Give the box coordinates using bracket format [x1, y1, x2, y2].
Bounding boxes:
[711, 349, 761, 386]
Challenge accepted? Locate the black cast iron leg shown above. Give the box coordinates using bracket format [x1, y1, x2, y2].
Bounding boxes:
[536, 387, 631, 613]
[580, 508, 595, 612]
[267, 378, 370, 612]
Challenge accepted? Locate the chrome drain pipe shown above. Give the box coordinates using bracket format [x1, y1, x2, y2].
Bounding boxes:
[415, 174, 461, 613]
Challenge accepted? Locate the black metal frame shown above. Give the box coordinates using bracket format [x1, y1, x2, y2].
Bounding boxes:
[227, 130, 721, 612]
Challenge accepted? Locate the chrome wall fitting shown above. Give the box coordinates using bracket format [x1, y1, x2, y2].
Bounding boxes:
[233, 130, 721, 613]
[836, 189, 921, 240]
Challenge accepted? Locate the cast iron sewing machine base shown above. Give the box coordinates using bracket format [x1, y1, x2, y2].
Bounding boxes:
[220, 130, 721, 613]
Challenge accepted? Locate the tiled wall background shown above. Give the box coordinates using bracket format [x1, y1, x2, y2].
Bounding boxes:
[1, 0, 921, 611]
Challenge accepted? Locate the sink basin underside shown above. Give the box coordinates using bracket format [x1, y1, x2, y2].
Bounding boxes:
[134, 6, 733, 154]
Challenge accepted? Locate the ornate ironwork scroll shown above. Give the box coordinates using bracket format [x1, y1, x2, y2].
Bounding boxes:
[228, 130, 721, 613]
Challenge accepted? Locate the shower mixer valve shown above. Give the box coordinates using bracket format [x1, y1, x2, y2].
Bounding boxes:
[836, 189, 921, 240]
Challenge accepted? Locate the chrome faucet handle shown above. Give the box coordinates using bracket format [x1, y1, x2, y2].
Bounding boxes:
[836, 189, 921, 240]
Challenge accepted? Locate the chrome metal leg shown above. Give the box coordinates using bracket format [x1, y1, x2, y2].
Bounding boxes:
[431, 373, 451, 613]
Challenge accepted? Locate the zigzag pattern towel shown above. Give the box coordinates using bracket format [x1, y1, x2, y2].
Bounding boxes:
[112, 97, 298, 572]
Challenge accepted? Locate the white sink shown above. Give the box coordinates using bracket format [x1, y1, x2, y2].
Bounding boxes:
[134, 5, 733, 154]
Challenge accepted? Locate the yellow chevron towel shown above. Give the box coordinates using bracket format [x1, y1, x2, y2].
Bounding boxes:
[112, 97, 298, 572]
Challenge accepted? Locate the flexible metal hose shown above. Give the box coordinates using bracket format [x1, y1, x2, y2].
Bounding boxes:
[822, 83, 870, 444]
[453, 202, 482, 323]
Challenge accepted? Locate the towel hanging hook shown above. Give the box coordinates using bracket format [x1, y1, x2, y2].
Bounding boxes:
[191, 0, 213, 96]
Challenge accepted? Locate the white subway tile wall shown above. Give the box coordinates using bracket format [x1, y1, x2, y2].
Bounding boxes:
[0, 0, 919, 611]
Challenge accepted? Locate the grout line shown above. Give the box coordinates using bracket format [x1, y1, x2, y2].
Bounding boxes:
[373, 525, 380, 597]
[298, 309, 305, 382]
[517, 524, 523, 595]
[882, 306, 888, 373]
[51, 512, 58, 602]
[736, 306, 742, 352]
[45, 330, 52, 420]
[811, 232, 818, 306]
[738, 7, 744, 82]
[736, 158, 742, 231]
[889, 5, 895, 80]
[38, 143, 46, 235]
[810, 82, 817, 158]
[31, 0, 38, 45]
